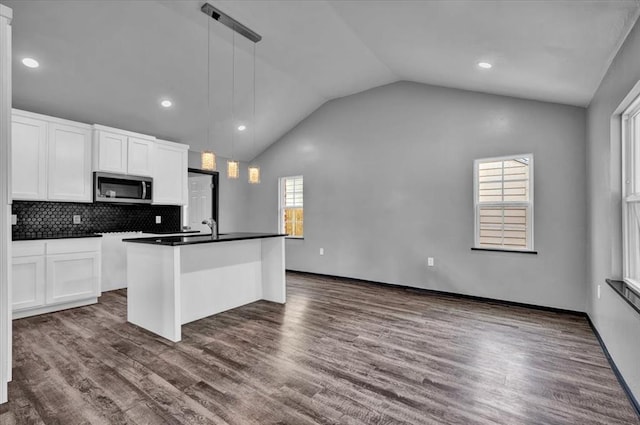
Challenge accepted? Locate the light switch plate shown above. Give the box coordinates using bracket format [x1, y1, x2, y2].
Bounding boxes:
[156, 216, 162, 224]
[11, 214, 17, 225]
[73, 215, 82, 224]
[427, 257, 434, 267]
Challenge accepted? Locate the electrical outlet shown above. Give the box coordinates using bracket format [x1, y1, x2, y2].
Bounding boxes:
[156, 216, 162, 224]
[320, 248, 324, 256]
[11, 214, 17, 225]
[427, 257, 434, 267]
[73, 215, 81, 225]
[597, 285, 601, 299]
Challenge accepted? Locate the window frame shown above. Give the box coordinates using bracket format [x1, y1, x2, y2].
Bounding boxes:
[622, 95, 640, 293]
[278, 175, 304, 239]
[473, 153, 534, 252]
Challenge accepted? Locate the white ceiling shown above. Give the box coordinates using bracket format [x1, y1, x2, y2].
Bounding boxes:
[3, 0, 639, 161]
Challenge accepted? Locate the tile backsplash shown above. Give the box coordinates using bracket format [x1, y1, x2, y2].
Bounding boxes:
[11, 201, 181, 239]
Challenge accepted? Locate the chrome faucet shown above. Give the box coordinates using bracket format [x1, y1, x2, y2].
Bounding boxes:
[202, 218, 218, 238]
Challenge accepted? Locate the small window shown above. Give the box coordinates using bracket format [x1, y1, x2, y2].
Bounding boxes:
[279, 176, 303, 238]
[474, 154, 533, 251]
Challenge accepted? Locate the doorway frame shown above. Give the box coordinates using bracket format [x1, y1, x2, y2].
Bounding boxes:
[0, 3, 12, 405]
[187, 168, 219, 228]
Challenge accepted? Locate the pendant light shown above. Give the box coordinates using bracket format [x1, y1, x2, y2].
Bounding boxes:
[227, 27, 239, 179]
[248, 165, 260, 184]
[201, 151, 216, 171]
[248, 42, 260, 184]
[201, 3, 261, 182]
[202, 15, 216, 171]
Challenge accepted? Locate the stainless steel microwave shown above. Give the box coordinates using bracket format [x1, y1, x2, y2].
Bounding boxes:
[94, 172, 153, 204]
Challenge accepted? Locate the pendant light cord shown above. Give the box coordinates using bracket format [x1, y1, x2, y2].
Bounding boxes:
[252, 41, 256, 158]
[231, 28, 235, 161]
[207, 16, 211, 156]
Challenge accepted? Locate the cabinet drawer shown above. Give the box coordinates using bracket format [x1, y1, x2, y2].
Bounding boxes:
[46, 238, 101, 255]
[12, 241, 46, 257]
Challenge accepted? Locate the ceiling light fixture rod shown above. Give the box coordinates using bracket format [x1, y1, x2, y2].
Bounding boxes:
[201, 3, 261, 44]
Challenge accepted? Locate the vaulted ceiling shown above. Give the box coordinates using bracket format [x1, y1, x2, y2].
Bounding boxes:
[3, 0, 639, 160]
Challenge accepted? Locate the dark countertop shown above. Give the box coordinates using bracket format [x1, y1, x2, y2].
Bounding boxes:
[146, 230, 201, 235]
[122, 232, 286, 246]
[12, 233, 103, 241]
[12, 230, 201, 241]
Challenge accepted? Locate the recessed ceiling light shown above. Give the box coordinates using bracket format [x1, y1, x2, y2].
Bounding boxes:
[160, 99, 172, 108]
[477, 61, 493, 69]
[237, 125, 246, 131]
[22, 57, 39, 68]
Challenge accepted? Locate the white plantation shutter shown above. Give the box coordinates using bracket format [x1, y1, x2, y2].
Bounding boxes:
[284, 176, 303, 208]
[279, 176, 304, 237]
[474, 155, 533, 250]
[478, 207, 528, 248]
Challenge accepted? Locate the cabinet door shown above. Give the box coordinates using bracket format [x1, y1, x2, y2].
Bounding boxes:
[95, 130, 127, 174]
[48, 123, 92, 202]
[12, 256, 46, 311]
[127, 137, 154, 177]
[11, 115, 47, 200]
[153, 142, 187, 205]
[46, 252, 100, 305]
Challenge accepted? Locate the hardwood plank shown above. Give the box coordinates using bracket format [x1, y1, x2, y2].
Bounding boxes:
[1, 271, 638, 425]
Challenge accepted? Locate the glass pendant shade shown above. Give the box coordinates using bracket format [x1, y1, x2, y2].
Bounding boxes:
[201, 151, 216, 171]
[248, 165, 260, 184]
[227, 160, 239, 179]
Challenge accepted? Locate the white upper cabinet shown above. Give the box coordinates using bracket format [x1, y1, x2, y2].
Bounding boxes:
[93, 125, 155, 177]
[127, 137, 154, 177]
[11, 114, 47, 200]
[47, 123, 92, 202]
[153, 140, 188, 205]
[95, 130, 127, 174]
[11, 110, 92, 202]
[12, 111, 185, 205]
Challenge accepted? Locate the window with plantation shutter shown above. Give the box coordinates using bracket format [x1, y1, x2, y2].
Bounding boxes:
[622, 95, 640, 292]
[474, 154, 534, 251]
[279, 176, 303, 238]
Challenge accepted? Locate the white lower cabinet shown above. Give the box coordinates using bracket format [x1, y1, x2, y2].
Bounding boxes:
[12, 238, 102, 319]
[11, 256, 45, 311]
[46, 252, 100, 305]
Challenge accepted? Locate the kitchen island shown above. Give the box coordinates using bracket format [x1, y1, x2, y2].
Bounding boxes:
[123, 233, 286, 342]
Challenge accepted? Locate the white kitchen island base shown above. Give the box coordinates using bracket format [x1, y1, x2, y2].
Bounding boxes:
[125, 234, 285, 342]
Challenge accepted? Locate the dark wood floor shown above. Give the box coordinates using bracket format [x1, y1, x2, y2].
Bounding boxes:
[0, 272, 638, 425]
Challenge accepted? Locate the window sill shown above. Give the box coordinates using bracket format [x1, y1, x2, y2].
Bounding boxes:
[605, 279, 640, 316]
[471, 247, 538, 255]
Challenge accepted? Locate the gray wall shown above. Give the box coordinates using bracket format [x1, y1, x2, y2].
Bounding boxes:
[586, 18, 640, 400]
[246, 81, 588, 312]
[187, 150, 249, 233]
